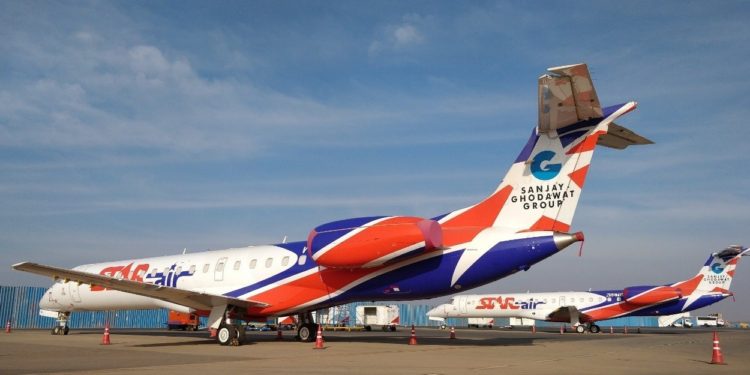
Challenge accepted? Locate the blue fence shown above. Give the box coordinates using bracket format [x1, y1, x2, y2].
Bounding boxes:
[1, 286, 659, 329]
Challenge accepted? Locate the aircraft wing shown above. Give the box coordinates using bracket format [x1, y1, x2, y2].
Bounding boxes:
[546, 305, 583, 325]
[12, 262, 268, 311]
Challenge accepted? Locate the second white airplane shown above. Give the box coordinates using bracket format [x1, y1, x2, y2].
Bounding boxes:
[428, 246, 748, 333]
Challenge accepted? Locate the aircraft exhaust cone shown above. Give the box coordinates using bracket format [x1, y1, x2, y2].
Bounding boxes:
[553, 231, 584, 250]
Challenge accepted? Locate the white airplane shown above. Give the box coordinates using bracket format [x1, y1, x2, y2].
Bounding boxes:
[13, 63, 651, 345]
[427, 246, 748, 333]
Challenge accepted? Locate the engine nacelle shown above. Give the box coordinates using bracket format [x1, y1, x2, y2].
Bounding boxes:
[307, 216, 443, 268]
[622, 285, 683, 305]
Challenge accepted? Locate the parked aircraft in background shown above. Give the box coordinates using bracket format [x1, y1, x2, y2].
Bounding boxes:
[13, 63, 651, 345]
[427, 246, 748, 333]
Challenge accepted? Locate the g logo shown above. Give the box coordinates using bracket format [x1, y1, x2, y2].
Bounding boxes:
[531, 151, 562, 181]
[710, 263, 725, 274]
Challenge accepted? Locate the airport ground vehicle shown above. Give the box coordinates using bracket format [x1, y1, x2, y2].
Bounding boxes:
[468, 317, 494, 328]
[697, 314, 725, 327]
[167, 310, 200, 331]
[356, 305, 399, 331]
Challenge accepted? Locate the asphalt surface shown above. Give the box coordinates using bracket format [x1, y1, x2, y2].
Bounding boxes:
[1, 327, 748, 374]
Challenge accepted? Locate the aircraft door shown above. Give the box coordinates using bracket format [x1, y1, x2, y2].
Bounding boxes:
[459, 296, 468, 315]
[215, 257, 228, 281]
[69, 282, 82, 303]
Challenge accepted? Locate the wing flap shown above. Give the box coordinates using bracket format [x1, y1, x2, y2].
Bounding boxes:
[12, 262, 268, 311]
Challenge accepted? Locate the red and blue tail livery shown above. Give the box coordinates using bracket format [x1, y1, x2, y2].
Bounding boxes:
[428, 246, 748, 333]
[12, 63, 651, 345]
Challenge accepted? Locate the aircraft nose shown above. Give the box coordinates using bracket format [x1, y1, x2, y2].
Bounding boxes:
[39, 283, 62, 310]
[427, 304, 448, 318]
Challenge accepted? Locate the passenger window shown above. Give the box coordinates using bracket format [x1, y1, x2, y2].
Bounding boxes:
[216, 262, 224, 273]
[298, 255, 307, 265]
[265, 258, 273, 268]
[203, 264, 210, 273]
[233, 260, 241, 270]
[589, 297, 593, 302]
[189, 265, 196, 274]
[249, 259, 257, 269]
[282, 256, 290, 266]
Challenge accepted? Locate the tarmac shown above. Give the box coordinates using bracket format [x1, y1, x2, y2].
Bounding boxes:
[1, 327, 748, 374]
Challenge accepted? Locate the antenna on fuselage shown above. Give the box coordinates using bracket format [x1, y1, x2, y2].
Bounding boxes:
[282, 236, 287, 244]
[182, 248, 187, 255]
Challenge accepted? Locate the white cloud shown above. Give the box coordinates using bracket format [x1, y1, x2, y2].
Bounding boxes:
[368, 15, 429, 56]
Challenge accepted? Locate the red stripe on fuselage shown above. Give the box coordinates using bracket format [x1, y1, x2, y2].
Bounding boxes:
[440, 186, 513, 246]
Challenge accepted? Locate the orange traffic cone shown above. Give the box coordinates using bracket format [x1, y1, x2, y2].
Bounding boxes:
[209, 328, 217, 338]
[710, 331, 726, 365]
[276, 325, 283, 341]
[313, 324, 325, 349]
[101, 322, 111, 345]
[5, 320, 10, 333]
[449, 326, 456, 339]
[408, 324, 418, 345]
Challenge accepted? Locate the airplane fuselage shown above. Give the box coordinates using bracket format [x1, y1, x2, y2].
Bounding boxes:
[42, 231, 576, 318]
[427, 290, 728, 323]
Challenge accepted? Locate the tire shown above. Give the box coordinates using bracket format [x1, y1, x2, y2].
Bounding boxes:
[298, 324, 314, 342]
[63, 326, 69, 335]
[364, 325, 372, 331]
[590, 325, 600, 334]
[389, 325, 397, 332]
[575, 325, 586, 334]
[217, 326, 232, 346]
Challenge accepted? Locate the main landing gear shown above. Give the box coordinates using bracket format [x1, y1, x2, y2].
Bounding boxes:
[212, 306, 246, 346]
[217, 322, 245, 346]
[51, 312, 70, 335]
[295, 311, 317, 342]
[575, 323, 601, 334]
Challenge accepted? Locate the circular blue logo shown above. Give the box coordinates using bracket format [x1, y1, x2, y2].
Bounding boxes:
[710, 263, 725, 274]
[530, 151, 562, 181]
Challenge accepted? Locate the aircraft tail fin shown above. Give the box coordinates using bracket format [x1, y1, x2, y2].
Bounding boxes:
[679, 246, 749, 295]
[436, 64, 651, 243]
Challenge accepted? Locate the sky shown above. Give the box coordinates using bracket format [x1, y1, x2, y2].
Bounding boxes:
[1, 1, 749, 321]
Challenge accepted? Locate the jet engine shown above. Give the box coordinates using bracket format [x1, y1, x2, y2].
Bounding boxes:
[307, 216, 443, 268]
[622, 285, 682, 305]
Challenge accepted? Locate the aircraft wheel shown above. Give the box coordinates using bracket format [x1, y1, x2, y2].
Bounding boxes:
[297, 324, 315, 342]
[590, 325, 600, 334]
[217, 326, 232, 345]
[575, 325, 586, 334]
